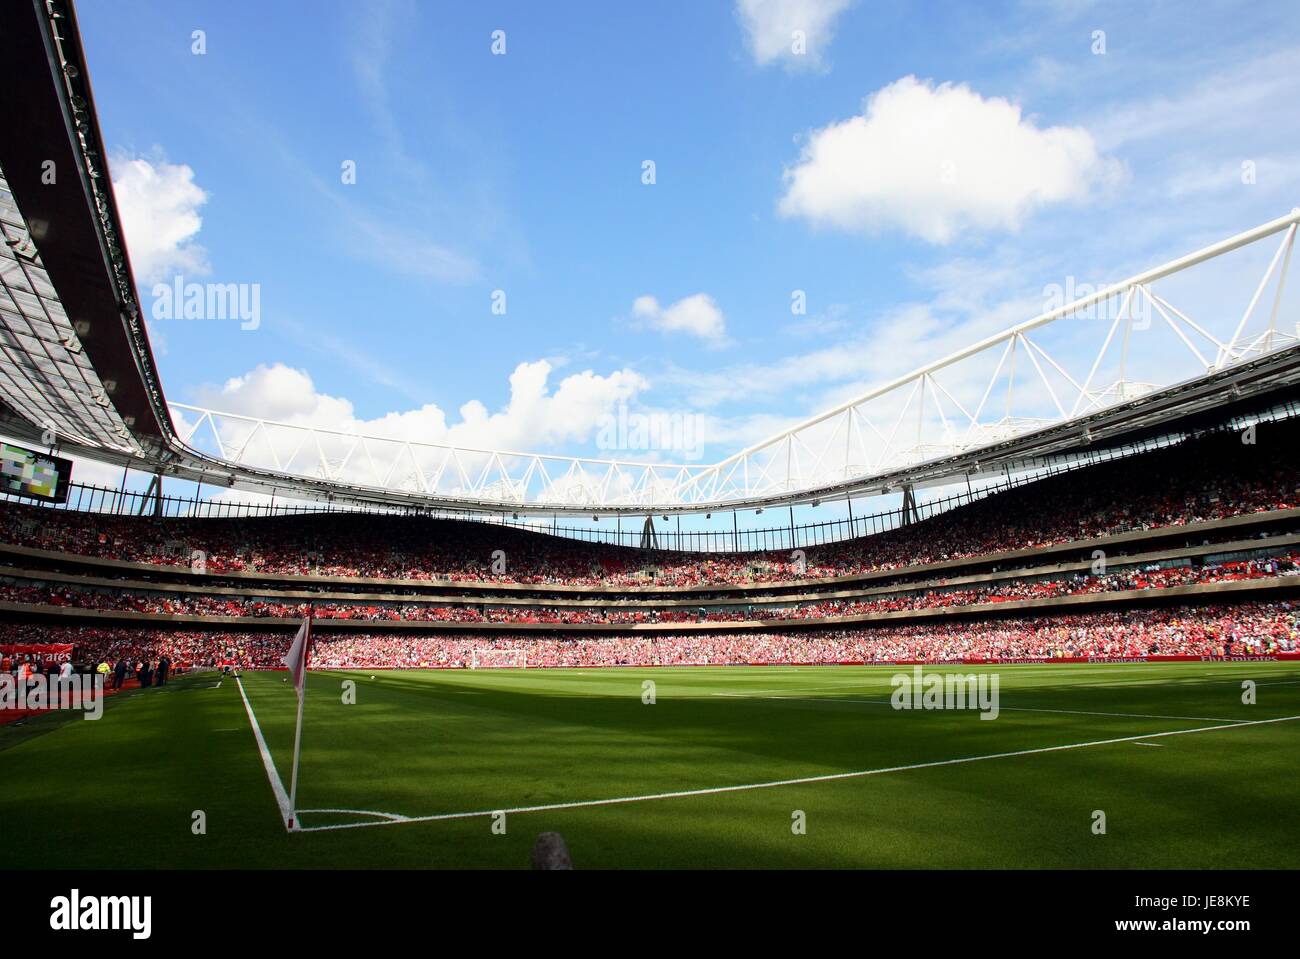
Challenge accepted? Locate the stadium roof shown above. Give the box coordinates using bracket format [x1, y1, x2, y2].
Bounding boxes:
[0, 166, 141, 456]
[2, 0, 1300, 515]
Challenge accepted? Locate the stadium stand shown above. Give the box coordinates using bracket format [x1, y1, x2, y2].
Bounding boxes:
[11, 602, 1300, 670]
[2, 549, 1299, 624]
[4, 417, 1300, 669]
[2, 417, 1299, 591]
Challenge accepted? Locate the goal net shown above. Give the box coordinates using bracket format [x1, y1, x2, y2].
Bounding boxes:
[469, 648, 528, 669]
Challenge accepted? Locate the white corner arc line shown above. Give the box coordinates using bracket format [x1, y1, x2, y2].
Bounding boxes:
[295, 808, 412, 822]
[293, 713, 1300, 834]
[235, 677, 293, 828]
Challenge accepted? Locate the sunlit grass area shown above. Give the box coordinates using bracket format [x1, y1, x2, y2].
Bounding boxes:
[2, 663, 1297, 869]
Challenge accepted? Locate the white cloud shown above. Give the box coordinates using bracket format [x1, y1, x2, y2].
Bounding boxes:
[1092, 47, 1300, 154]
[175, 360, 653, 501]
[191, 359, 648, 456]
[663, 309, 954, 412]
[632, 293, 729, 346]
[60, 451, 130, 490]
[736, 0, 854, 70]
[203, 487, 280, 508]
[350, 211, 480, 284]
[778, 76, 1119, 244]
[110, 151, 210, 284]
[1161, 160, 1247, 200]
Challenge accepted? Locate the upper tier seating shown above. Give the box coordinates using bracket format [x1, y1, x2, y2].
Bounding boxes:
[1, 418, 1297, 592]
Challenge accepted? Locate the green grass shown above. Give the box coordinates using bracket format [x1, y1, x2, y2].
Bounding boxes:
[2, 663, 1298, 868]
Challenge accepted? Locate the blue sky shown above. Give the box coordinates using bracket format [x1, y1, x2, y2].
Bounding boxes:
[69, 0, 1300, 500]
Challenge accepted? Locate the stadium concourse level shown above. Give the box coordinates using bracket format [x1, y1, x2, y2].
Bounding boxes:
[1, 418, 1298, 592]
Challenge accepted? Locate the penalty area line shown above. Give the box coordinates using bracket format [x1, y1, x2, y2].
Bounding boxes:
[293, 712, 1300, 834]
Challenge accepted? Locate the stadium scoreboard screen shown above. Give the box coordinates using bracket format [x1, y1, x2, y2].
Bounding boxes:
[0, 442, 72, 503]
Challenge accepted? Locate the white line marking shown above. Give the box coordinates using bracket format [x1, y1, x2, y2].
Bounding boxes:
[760, 695, 1245, 724]
[993, 704, 1246, 723]
[292, 713, 1300, 834]
[235, 676, 292, 828]
[295, 807, 411, 822]
[711, 683, 874, 697]
[1133, 742, 1165, 747]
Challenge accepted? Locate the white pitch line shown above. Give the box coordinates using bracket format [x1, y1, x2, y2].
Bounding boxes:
[758, 695, 1246, 724]
[235, 676, 292, 828]
[1133, 742, 1165, 747]
[996, 704, 1248, 723]
[711, 685, 869, 698]
[708, 667, 1300, 699]
[296, 807, 411, 822]
[291, 713, 1300, 834]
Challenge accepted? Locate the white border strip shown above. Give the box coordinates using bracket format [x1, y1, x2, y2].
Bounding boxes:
[293, 713, 1300, 834]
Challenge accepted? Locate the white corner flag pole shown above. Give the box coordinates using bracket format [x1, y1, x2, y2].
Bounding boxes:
[286, 610, 312, 831]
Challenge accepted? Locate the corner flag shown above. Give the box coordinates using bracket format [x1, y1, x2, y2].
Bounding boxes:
[283, 615, 312, 701]
[284, 612, 312, 830]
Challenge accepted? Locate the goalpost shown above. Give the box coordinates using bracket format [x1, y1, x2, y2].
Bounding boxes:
[469, 648, 528, 669]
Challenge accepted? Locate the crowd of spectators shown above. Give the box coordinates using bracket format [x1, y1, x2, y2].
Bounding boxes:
[10, 602, 1298, 669]
[4, 551, 1296, 625]
[1, 420, 1298, 589]
[1, 649, 170, 692]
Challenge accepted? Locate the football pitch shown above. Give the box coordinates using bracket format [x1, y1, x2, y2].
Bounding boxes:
[3, 663, 1299, 869]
